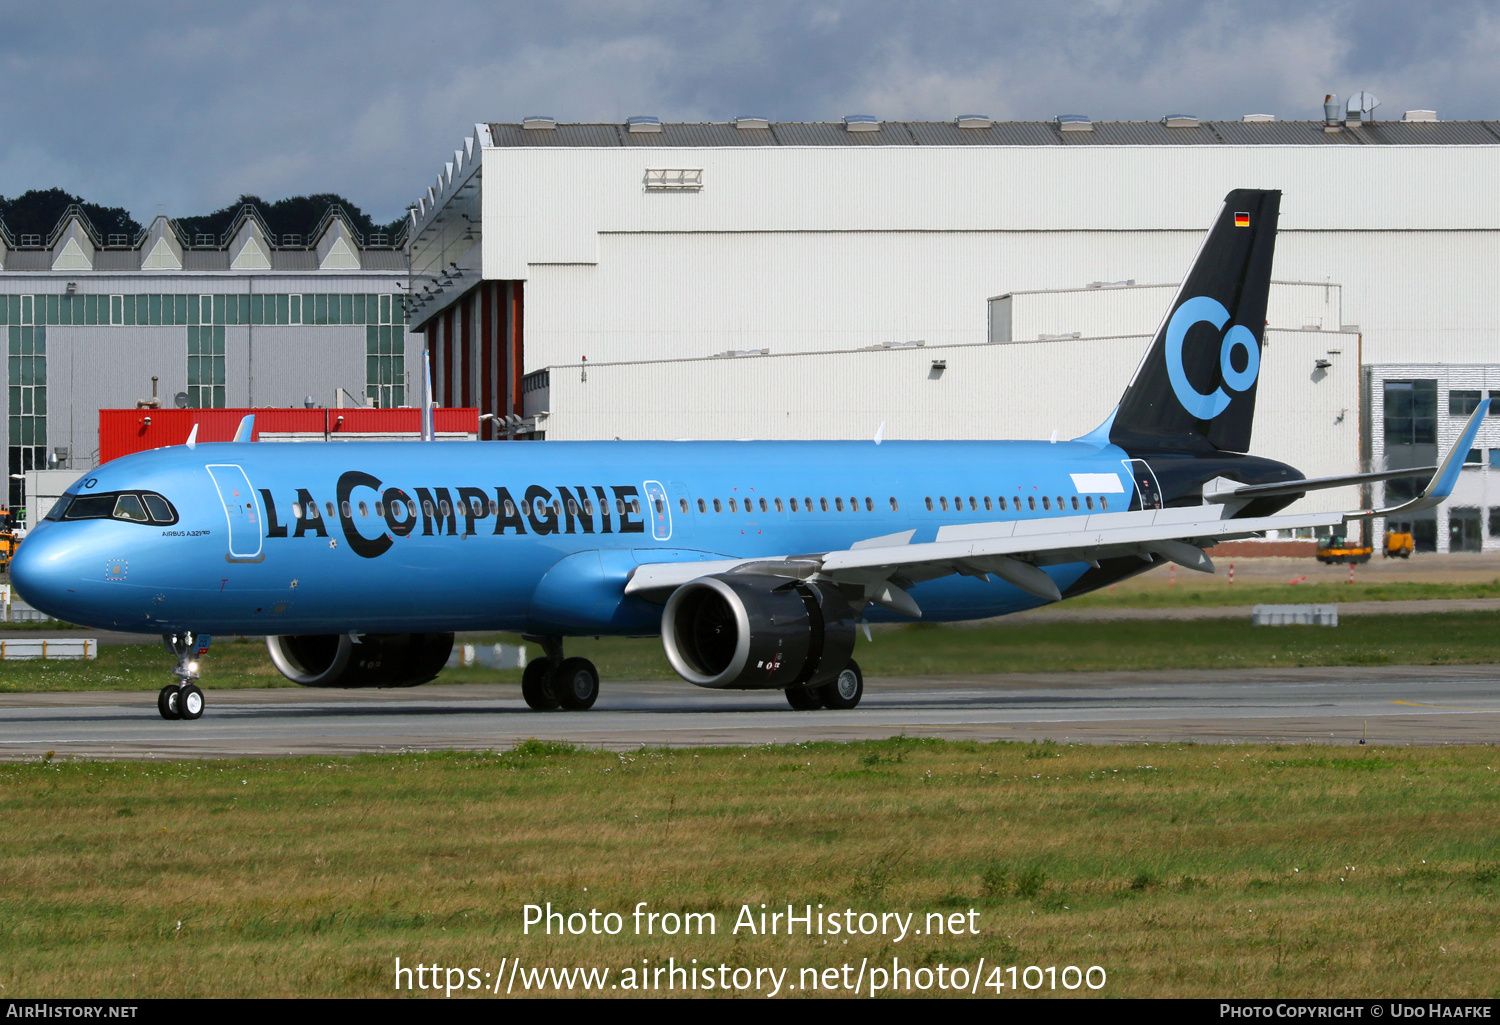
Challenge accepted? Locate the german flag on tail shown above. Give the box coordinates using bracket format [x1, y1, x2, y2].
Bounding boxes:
[1234, 211, 1250, 227]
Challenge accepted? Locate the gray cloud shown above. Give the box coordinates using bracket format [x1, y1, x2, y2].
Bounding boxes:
[0, 0, 1494, 224]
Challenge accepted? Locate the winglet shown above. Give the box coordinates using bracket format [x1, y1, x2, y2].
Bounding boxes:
[1358, 397, 1489, 518]
[232, 414, 255, 443]
[420, 350, 435, 442]
[185, 424, 198, 449]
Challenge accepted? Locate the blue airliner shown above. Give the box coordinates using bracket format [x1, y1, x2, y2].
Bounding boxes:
[10, 190, 1487, 720]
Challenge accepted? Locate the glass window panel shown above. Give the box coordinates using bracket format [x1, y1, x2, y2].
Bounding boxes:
[366, 325, 378, 354]
[142, 494, 173, 521]
[20, 418, 32, 444]
[367, 355, 379, 383]
[290, 294, 302, 324]
[215, 325, 225, 350]
[21, 295, 33, 325]
[274, 293, 287, 324]
[33, 388, 44, 416]
[210, 294, 223, 325]
[340, 294, 353, 324]
[58, 296, 71, 326]
[353, 294, 366, 323]
[379, 294, 392, 324]
[44, 294, 57, 325]
[20, 390, 31, 414]
[251, 294, 264, 324]
[7, 387, 17, 414]
[122, 295, 136, 326]
[111, 494, 150, 523]
[0, 296, 7, 325]
[314, 294, 327, 325]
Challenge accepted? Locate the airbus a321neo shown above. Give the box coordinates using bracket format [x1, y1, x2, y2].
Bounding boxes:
[11, 190, 1487, 720]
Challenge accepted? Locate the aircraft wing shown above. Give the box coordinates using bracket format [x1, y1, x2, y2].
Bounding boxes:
[626, 400, 1491, 617]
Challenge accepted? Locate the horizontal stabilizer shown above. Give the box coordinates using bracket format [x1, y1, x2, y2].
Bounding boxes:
[1205, 465, 1436, 504]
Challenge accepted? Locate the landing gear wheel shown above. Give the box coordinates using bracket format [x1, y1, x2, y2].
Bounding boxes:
[178, 684, 204, 720]
[157, 685, 182, 720]
[554, 657, 599, 711]
[785, 685, 824, 710]
[820, 660, 864, 710]
[521, 658, 561, 711]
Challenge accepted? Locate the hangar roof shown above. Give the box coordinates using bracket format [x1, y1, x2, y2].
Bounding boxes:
[485, 120, 1500, 148]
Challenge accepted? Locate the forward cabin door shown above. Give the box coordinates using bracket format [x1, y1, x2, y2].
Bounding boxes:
[206, 464, 264, 561]
[642, 480, 672, 541]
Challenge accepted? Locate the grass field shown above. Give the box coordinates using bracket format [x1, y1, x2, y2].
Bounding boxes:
[1, 610, 1497, 693]
[0, 740, 1496, 998]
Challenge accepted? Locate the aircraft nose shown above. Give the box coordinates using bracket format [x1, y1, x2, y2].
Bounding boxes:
[10, 524, 87, 621]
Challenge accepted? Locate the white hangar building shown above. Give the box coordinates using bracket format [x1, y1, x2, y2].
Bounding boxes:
[407, 111, 1500, 551]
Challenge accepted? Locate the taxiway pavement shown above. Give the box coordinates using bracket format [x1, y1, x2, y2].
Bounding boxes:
[0, 664, 1496, 759]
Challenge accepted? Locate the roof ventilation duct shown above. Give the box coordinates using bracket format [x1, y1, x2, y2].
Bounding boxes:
[1403, 109, 1437, 121]
[1055, 114, 1092, 132]
[1162, 114, 1199, 128]
[1242, 114, 1275, 122]
[842, 114, 880, 132]
[522, 115, 556, 130]
[734, 116, 769, 129]
[1346, 90, 1380, 125]
[955, 114, 992, 129]
[1322, 94, 1342, 132]
[626, 115, 663, 133]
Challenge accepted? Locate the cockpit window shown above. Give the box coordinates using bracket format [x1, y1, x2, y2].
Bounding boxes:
[113, 495, 150, 523]
[62, 490, 178, 525]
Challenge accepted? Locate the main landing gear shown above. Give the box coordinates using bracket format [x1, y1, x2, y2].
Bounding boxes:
[157, 632, 208, 721]
[784, 660, 864, 711]
[520, 636, 599, 712]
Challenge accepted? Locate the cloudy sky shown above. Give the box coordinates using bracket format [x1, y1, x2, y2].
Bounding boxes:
[2, 0, 1496, 224]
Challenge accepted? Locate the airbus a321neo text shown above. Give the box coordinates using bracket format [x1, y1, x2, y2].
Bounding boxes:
[11, 190, 1487, 720]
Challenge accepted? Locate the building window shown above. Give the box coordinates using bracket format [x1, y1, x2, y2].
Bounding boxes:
[7, 325, 46, 511]
[1385, 380, 1438, 447]
[1490, 507, 1500, 537]
[187, 325, 226, 408]
[1464, 449, 1482, 466]
[366, 325, 405, 408]
[1449, 507, 1482, 552]
[1450, 390, 1483, 415]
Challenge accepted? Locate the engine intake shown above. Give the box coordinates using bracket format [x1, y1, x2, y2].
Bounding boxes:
[661, 574, 856, 689]
[266, 632, 454, 688]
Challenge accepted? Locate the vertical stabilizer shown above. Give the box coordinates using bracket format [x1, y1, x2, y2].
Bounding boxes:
[1110, 189, 1281, 454]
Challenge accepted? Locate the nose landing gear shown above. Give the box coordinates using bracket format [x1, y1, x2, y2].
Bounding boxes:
[158, 632, 209, 721]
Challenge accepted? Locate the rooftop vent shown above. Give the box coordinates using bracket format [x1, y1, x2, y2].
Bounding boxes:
[1242, 113, 1276, 122]
[955, 114, 992, 129]
[1087, 279, 1136, 288]
[842, 114, 880, 132]
[734, 116, 769, 130]
[626, 115, 663, 133]
[1162, 114, 1199, 128]
[1055, 114, 1092, 132]
[1347, 91, 1380, 122]
[522, 116, 556, 130]
[1403, 109, 1437, 122]
[1322, 94, 1342, 132]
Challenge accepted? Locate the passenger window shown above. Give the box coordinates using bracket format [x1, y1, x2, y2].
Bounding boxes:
[375, 502, 385, 518]
[815, 497, 825, 512]
[654, 499, 664, 515]
[112, 494, 150, 522]
[1027, 496, 1036, 511]
[890, 497, 899, 511]
[713, 498, 722, 513]
[504, 500, 516, 517]
[487, 500, 497, 516]
[835, 497, 844, 512]
[508, 500, 518, 517]
[804, 497, 812, 511]
[291, 503, 303, 520]
[759, 498, 768, 512]
[1042, 496, 1050, 510]
[584, 499, 594, 515]
[953, 497, 962, 512]
[697, 498, 706, 513]
[865, 497, 874, 512]
[551, 500, 561, 517]
[1071, 496, 1079, 511]
[1085, 495, 1094, 510]
[939, 497, 948, 511]
[925, 497, 934, 511]
[439, 500, 451, 517]
[1057, 496, 1064, 510]
[790, 497, 799, 512]
[998, 496, 1007, 511]
[567, 499, 579, 516]
[630, 499, 641, 515]
[984, 496, 992, 511]
[732, 497, 741, 512]
[775, 498, 784, 512]
[616, 499, 626, 515]
[342, 501, 353, 517]
[142, 494, 175, 522]
[325, 502, 336, 518]
[680, 498, 689, 513]
[1100, 496, 1109, 510]
[969, 497, 977, 511]
[849, 497, 857, 512]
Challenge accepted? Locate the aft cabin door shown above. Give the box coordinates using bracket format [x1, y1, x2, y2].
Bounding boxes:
[206, 464, 263, 561]
[1124, 459, 1164, 511]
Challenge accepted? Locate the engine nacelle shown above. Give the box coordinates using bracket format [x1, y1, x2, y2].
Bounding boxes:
[266, 632, 454, 688]
[661, 574, 856, 689]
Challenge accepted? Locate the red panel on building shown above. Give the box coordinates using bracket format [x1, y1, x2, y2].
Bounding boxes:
[98, 408, 480, 464]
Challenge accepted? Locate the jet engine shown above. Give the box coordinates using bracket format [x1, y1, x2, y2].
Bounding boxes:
[265, 632, 454, 688]
[661, 574, 857, 689]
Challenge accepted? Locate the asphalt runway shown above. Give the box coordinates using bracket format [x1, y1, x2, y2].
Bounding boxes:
[1, 664, 1497, 759]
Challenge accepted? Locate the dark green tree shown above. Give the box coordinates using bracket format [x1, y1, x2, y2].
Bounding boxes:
[0, 188, 141, 241]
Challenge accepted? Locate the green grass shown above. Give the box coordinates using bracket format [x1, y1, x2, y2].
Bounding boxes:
[3, 611, 1498, 693]
[1066, 577, 1500, 609]
[1, 741, 1497, 997]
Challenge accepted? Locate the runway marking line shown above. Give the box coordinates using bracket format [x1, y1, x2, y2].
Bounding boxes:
[1390, 700, 1494, 711]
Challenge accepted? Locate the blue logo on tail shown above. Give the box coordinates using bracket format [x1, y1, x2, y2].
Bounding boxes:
[1165, 296, 1260, 419]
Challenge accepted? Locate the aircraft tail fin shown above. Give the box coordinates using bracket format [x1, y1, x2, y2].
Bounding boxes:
[1108, 188, 1281, 454]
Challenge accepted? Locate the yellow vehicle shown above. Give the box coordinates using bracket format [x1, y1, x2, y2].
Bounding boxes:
[1316, 533, 1372, 564]
[1383, 529, 1415, 559]
[0, 509, 19, 572]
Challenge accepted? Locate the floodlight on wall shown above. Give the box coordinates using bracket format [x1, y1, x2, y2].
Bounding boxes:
[1314, 359, 1333, 370]
[65, 281, 76, 294]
